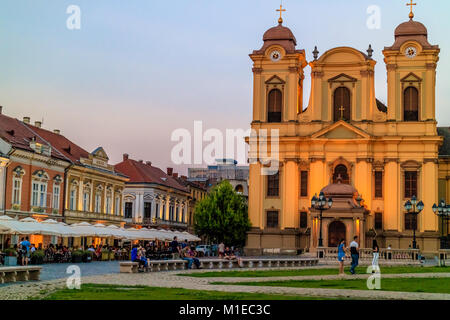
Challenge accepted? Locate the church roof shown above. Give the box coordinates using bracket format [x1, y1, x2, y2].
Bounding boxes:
[321, 181, 357, 197]
[376, 99, 387, 113]
[254, 22, 300, 54]
[438, 127, 450, 157]
[385, 18, 438, 51]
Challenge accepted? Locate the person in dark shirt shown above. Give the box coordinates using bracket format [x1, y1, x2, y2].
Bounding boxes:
[170, 236, 180, 258]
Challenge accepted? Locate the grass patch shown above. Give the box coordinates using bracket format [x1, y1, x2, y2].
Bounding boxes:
[181, 266, 450, 278]
[41, 283, 335, 300]
[212, 277, 450, 294]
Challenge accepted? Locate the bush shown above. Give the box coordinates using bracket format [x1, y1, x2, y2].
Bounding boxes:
[71, 250, 83, 263]
[82, 250, 93, 263]
[31, 250, 45, 265]
[4, 248, 17, 257]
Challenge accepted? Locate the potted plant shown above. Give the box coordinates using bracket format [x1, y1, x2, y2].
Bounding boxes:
[4, 248, 17, 266]
[101, 248, 110, 261]
[30, 250, 45, 265]
[82, 250, 93, 263]
[71, 250, 83, 263]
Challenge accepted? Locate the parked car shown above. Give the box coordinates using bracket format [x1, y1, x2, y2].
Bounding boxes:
[195, 245, 212, 257]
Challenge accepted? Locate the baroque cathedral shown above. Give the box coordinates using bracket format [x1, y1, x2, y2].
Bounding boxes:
[245, 5, 450, 255]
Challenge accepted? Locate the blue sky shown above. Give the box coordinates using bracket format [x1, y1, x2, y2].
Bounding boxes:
[0, 0, 449, 173]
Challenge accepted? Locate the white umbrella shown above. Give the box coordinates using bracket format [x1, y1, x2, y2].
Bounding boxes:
[0, 216, 59, 236]
[41, 219, 80, 237]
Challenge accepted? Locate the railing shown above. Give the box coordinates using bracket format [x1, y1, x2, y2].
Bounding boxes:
[64, 210, 124, 222]
[317, 247, 420, 261]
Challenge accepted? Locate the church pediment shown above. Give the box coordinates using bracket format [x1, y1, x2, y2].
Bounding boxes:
[401, 72, 422, 83]
[265, 75, 285, 85]
[311, 121, 371, 140]
[327, 73, 357, 83]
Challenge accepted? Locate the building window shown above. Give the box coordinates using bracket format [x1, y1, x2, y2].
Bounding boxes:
[31, 182, 39, 207]
[300, 171, 308, 197]
[374, 171, 383, 198]
[169, 205, 174, 221]
[404, 86, 419, 121]
[375, 212, 383, 230]
[52, 185, 60, 210]
[114, 196, 121, 215]
[155, 203, 160, 219]
[405, 213, 417, 230]
[300, 211, 308, 228]
[31, 181, 47, 207]
[175, 207, 179, 221]
[69, 188, 77, 210]
[266, 211, 279, 228]
[182, 207, 186, 223]
[124, 202, 133, 219]
[83, 192, 90, 212]
[162, 205, 166, 220]
[267, 89, 282, 122]
[106, 195, 112, 214]
[12, 177, 22, 205]
[404, 171, 417, 198]
[95, 193, 102, 213]
[333, 87, 351, 121]
[333, 164, 349, 184]
[144, 202, 152, 218]
[267, 172, 279, 197]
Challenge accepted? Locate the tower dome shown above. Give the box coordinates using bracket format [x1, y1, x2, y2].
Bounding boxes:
[385, 17, 437, 51]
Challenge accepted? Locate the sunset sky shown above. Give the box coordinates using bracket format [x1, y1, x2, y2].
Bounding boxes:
[1, 0, 449, 174]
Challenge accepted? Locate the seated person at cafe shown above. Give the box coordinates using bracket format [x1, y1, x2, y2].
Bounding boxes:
[131, 245, 146, 270]
[180, 246, 201, 269]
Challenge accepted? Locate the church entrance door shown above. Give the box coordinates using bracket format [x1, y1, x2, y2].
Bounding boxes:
[328, 221, 346, 247]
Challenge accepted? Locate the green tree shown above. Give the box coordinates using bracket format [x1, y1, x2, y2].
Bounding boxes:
[194, 180, 251, 247]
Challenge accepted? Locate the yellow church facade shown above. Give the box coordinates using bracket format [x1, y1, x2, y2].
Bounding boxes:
[246, 9, 447, 255]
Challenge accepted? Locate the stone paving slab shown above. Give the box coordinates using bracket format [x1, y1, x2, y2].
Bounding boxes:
[1, 266, 449, 300]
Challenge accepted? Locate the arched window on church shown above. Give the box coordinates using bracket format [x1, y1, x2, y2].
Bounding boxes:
[333, 164, 349, 184]
[267, 89, 282, 122]
[404, 86, 419, 121]
[333, 87, 351, 122]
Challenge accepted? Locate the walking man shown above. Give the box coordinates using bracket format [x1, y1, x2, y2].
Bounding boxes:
[349, 235, 359, 275]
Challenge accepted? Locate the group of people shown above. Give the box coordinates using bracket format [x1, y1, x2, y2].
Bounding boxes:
[337, 236, 380, 275]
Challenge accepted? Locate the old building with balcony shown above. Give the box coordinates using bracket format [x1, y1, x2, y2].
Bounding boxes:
[115, 154, 190, 230]
[21, 120, 128, 227]
[0, 111, 71, 222]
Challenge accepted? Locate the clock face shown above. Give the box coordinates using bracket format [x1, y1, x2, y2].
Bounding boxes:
[405, 46, 417, 59]
[270, 50, 282, 62]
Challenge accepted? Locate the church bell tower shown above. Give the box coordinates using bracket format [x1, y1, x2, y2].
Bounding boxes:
[249, 5, 308, 124]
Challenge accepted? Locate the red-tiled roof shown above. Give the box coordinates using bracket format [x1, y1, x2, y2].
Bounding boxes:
[115, 159, 189, 193]
[23, 123, 90, 164]
[0, 113, 68, 161]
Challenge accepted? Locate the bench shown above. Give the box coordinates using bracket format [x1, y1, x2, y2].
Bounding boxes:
[120, 257, 319, 273]
[119, 261, 139, 273]
[0, 266, 42, 284]
[120, 260, 189, 273]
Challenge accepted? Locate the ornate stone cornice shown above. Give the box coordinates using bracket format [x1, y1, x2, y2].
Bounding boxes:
[386, 64, 397, 71]
[309, 156, 325, 163]
[252, 67, 263, 74]
[288, 66, 300, 73]
[311, 71, 324, 78]
[384, 158, 399, 164]
[425, 63, 437, 70]
[423, 158, 438, 164]
[356, 157, 373, 163]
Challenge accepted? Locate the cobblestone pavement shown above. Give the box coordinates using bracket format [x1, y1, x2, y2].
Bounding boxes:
[1, 265, 450, 300]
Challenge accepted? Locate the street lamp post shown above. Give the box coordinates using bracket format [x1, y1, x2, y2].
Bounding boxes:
[404, 195, 424, 249]
[432, 199, 449, 249]
[311, 192, 333, 248]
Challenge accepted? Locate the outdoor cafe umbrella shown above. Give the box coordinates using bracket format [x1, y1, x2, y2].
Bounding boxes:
[0, 216, 60, 236]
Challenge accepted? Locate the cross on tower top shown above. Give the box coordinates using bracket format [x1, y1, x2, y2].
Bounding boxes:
[406, 0, 417, 20]
[276, 4, 286, 24]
